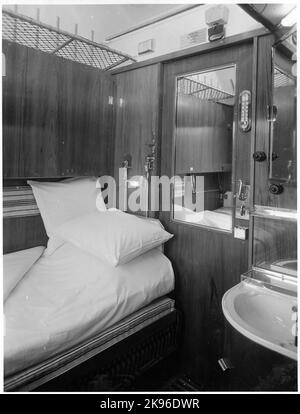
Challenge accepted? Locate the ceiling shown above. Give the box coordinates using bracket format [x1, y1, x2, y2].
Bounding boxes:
[3, 4, 193, 44]
[240, 4, 296, 33]
[3, 3, 296, 51]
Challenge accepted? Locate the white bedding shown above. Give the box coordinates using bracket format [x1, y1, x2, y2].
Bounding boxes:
[4, 242, 174, 377]
[3, 246, 45, 302]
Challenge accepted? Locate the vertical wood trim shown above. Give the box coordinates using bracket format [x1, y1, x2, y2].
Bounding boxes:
[154, 62, 164, 179]
[253, 34, 274, 207]
[151, 62, 164, 218]
[248, 36, 259, 267]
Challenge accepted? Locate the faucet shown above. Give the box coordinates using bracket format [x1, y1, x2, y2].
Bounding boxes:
[237, 180, 250, 217]
[240, 204, 246, 217]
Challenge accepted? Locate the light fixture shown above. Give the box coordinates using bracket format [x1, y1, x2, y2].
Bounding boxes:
[281, 8, 297, 27]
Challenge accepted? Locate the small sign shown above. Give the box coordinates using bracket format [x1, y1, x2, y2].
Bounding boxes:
[180, 29, 207, 49]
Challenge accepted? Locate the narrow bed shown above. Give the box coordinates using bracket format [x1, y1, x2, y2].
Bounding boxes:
[3, 177, 178, 391]
[4, 242, 174, 378]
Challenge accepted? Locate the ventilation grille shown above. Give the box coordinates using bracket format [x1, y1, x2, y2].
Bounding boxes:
[2, 9, 135, 71]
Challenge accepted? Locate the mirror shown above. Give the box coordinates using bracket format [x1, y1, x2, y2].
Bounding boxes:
[253, 216, 297, 278]
[270, 32, 297, 186]
[172, 65, 236, 232]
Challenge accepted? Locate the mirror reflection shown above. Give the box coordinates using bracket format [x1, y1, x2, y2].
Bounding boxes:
[173, 65, 236, 231]
[270, 33, 297, 186]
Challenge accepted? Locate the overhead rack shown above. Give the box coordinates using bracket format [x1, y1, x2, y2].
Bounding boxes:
[2, 8, 136, 71]
[274, 67, 295, 88]
[178, 76, 235, 103]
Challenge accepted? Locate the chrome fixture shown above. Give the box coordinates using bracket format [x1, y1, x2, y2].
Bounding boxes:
[144, 140, 156, 180]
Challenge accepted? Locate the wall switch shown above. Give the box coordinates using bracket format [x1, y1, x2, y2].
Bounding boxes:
[234, 226, 249, 240]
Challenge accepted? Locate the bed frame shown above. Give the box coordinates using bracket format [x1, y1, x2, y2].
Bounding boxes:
[5, 310, 180, 392]
[3, 180, 180, 392]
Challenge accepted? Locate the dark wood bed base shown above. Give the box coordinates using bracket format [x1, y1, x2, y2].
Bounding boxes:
[6, 310, 180, 392]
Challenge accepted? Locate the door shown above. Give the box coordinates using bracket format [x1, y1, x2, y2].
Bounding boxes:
[160, 40, 253, 385]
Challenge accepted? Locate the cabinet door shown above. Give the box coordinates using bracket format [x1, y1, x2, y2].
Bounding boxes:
[160, 41, 253, 384]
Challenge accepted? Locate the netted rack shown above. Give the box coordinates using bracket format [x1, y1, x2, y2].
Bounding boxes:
[178, 76, 234, 103]
[2, 8, 135, 71]
[274, 67, 295, 88]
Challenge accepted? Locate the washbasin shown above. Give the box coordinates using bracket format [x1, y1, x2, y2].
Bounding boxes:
[222, 279, 297, 360]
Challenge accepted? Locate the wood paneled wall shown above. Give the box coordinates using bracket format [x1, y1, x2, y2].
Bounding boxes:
[175, 94, 233, 175]
[3, 40, 114, 178]
[159, 41, 253, 385]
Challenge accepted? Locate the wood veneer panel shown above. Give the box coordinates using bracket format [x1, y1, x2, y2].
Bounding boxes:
[175, 94, 233, 175]
[3, 216, 48, 254]
[2, 40, 114, 178]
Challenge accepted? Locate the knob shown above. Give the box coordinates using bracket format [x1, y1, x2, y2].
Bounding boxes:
[253, 151, 267, 162]
[269, 183, 284, 195]
[272, 152, 279, 161]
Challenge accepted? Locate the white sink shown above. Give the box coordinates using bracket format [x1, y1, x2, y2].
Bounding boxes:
[222, 279, 297, 360]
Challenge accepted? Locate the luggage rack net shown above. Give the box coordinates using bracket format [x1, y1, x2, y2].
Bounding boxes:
[2, 9, 136, 71]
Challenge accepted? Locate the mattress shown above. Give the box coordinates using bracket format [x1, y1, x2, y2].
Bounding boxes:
[5, 296, 175, 391]
[4, 242, 175, 378]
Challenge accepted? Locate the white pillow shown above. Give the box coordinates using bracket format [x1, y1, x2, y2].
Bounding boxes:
[107, 209, 165, 252]
[3, 246, 45, 302]
[54, 210, 173, 266]
[27, 177, 106, 255]
[135, 215, 165, 253]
